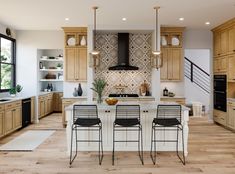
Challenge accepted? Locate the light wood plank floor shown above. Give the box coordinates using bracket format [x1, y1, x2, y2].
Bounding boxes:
[1, 114, 235, 174]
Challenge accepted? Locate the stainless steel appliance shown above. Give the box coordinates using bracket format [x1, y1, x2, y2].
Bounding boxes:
[214, 75, 226, 112]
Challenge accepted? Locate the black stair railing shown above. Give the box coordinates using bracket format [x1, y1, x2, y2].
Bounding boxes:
[184, 57, 210, 94]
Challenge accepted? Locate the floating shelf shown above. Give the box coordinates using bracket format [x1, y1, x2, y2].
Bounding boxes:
[40, 79, 64, 82]
[40, 59, 63, 62]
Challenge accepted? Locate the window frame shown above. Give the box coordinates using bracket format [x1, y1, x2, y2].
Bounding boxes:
[0, 33, 16, 92]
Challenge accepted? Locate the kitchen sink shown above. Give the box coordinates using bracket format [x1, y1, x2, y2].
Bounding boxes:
[0, 99, 11, 102]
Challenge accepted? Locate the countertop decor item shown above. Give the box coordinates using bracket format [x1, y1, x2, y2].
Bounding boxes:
[139, 80, 149, 96]
[163, 87, 169, 96]
[105, 98, 118, 105]
[91, 78, 106, 103]
[80, 36, 86, 46]
[168, 92, 175, 97]
[67, 37, 76, 46]
[9, 84, 23, 97]
[73, 88, 78, 97]
[77, 83, 83, 96]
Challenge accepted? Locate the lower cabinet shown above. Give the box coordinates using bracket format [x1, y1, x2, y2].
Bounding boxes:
[227, 102, 235, 129]
[31, 97, 35, 123]
[214, 109, 227, 126]
[0, 109, 4, 138]
[4, 110, 13, 135]
[160, 97, 186, 105]
[38, 93, 54, 119]
[53, 92, 63, 112]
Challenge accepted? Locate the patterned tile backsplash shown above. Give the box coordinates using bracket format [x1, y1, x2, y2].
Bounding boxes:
[94, 33, 152, 96]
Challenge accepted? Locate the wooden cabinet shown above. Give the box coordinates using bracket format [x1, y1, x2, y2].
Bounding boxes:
[53, 92, 63, 112]
[161, 48, 182, 81]
[4, 101, 22, 135]
[31, 97, 35, 123]
[160, 27, 184, 82]
[213, 56, 227, 73]
[0, 109, 4, 138]
[63, 27, 87, 82]
[213, 30, 228, 57]
[228, 27, 235, 55]
[228, 54, 235, 81]
[160, 97, 186, 105]
[38, 93, 53, 119]
[227, 102, 235, 129]
[213, 109, 227, 126]
[65, 48, 87, 81]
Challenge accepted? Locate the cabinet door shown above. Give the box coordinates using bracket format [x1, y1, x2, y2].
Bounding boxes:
[160, 48, 168, 80]
[44, 98, 49, 115]
[0, 111, 4, 137]
[220, 30, 228, 56]
[77, 48, 87, 81]
[214, 32, 221, 57]
[219, 56, 227, 72]
[4, 110, 13, 134]
[227, 103, 235, 129]
[213, 58, 219, 73]
[31, 97, 35, 123]
[65, 48, 76, 81]
[14, 107, 22, 130]
[171, 48, 182, 80]
[39, 99, 45, 118]
[228, 54, 235, 81]
[228, 27, 235, 54]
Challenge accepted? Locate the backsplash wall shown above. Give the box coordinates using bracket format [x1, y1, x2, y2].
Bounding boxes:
[94, 33, 152, 96]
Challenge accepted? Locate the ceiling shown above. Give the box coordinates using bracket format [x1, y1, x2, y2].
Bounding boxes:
[0, 0, 235, 30]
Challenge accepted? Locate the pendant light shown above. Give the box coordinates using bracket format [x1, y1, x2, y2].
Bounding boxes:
[151, 6, 162, 70]
[90, 6, 100, 67]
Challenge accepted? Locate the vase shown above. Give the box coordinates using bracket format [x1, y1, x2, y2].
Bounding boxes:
[97, 93, 102, 104]
[73, 88, 78, 97]
[77, 83, 83, 96]
[80, 36, 86, 46]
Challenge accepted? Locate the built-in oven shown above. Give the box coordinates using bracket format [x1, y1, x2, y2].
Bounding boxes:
[214, 75, 227, 112]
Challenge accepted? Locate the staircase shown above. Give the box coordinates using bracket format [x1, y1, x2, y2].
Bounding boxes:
[184, 57, 210, 94]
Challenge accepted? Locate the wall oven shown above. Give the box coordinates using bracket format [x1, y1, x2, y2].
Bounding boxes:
[214, 75, 227, 112]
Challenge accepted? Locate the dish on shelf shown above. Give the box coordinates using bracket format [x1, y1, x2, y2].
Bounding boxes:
[161, 36, 167, 46]
[171, 37, 180, 46]
[67, 37, 76, 46]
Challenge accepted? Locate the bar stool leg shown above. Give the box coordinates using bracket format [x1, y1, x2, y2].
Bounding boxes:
[98, 123, 103, 165]
[140, 125, 144, 165]
[112, 123, 115, 165]
[70, 126, 78, 166]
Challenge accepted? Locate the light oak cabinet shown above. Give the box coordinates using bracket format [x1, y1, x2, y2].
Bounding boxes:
[4, 101, 22, 135]
[65, 48, 87, 81]
[63, 27, 87, 82]
[160, 97, 186, 105]
[213, 109, 226, 126]
[0, 109, 4, 138]
[38, 93, 53, 119]
[227, 102, 235, 129]
[213, 56, 227, 73]
[213, 30, 228, 57]
[160, 27, 184, 81]
[31, 97, 35, 123]
[53, 92, 63, 112]
[228, 54, 235, 81]
[160, 48, 182, 81]
[228, 26, 235, 55]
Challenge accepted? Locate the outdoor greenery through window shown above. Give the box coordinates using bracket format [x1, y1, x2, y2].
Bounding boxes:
[0, 34, 16, 92]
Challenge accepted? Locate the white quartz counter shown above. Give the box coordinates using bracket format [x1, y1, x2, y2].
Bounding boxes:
[65, 100, 189, 155]
[0, 95, 34, 104]
[161, 96, 185, 99]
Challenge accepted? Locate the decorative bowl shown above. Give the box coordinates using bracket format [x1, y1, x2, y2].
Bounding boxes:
[105, 98, 118, 105]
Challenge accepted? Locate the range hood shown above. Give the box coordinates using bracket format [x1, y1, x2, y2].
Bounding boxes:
[108, 33, 139, 70]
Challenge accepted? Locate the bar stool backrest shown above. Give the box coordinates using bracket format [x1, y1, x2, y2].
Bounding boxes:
[73, 105, 98, 123]
[116, 105, 140, 119]
[157, 105, 182, 122]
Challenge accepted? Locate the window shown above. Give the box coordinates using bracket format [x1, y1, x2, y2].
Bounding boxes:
[0, 33, 16, 92]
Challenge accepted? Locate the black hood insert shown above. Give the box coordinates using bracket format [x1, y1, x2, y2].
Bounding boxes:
[108, 33, 139, 70]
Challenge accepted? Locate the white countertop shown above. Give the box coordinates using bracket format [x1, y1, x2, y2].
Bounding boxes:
[65, 101, 190, 111]
[161, 96, 185, 99]
[38, 91, 63, 96]
[227, 98, 235, 102]
[0, 95, 34, 104]
[62, 96, 88, 99]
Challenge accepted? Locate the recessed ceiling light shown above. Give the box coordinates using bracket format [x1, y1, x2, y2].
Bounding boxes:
[179, 17, 184, 21]
[205, 22, 210, 25]
[65, 18, 70, 21]
[122, 18, 127, 21]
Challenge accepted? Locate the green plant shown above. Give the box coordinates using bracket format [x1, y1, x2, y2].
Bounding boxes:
[91, 78, 106, 103]
[9, 87, 16, 95]
[16, 84, 23, 93]
[57, 63, 63, 68]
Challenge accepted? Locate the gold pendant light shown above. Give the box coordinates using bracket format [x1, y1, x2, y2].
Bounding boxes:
[151, 6, 163, 70]
[90, 6, 100, 68]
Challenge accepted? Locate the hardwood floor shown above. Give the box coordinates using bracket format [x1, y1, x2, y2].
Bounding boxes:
[0, 114, 235, 174]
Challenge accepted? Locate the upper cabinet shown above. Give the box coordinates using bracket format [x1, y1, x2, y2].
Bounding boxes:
[160, 27, 184, 81]
[62, 27, 87, 82]
[212, 18, 235, 79]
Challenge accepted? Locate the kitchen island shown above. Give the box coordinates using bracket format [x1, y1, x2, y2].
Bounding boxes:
[65, 101, 190, 156]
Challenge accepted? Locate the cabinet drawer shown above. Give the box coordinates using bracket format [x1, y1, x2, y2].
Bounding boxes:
[214, 109, 226, 125]
[228, 102, 235, 107]
[5, 101, 21, 110]
[0, 104, 4, 111]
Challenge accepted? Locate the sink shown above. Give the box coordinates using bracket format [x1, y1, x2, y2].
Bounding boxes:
[0, 99, 11, 102]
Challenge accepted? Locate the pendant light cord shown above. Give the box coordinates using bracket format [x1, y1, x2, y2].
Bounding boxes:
[154, 6, 160, 51]
[93, 6, 98, 50]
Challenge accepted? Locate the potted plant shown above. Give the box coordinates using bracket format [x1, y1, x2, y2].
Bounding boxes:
[57, 63, 63, 70]
[9, 84, 23, 97]
[91, 78, 106, 103]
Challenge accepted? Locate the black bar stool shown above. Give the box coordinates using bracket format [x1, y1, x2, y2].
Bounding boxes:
[69, 105, 103, 166]
[150, 105, 185, 165]
[112, 105, 144, 165]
